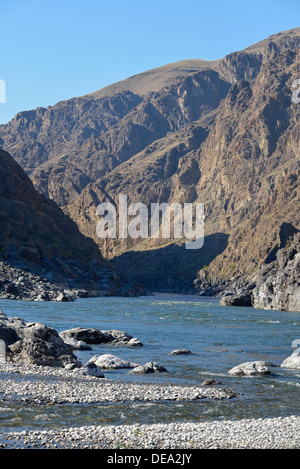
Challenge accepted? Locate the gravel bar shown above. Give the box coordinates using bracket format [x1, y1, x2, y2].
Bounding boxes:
[1, 364, 299, 449]
[0, 363, 237, 404]
[1, 416, 299, 449]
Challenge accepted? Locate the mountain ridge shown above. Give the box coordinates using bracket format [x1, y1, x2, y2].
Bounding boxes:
[0, 149, 142, 299]
[0, 27, 299, 299]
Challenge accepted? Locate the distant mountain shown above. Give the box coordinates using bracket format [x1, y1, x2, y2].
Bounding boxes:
[0, 149, 141, 298]
[0, 27, 299, 295]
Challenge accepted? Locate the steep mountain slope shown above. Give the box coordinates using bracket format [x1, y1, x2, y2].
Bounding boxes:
[193, 38, 300, 293]
[0, 149, 140, 298]
[0, 36, 265, 204]
[0, 27, 299, 294]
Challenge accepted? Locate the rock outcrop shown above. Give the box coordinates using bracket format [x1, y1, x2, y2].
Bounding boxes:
[251, 233, 300, 312]
[59, 327, 143, 347]
[0, 149, 143, 299]
[218, 233, 300, 312]
[220, 291, 252, 307]
[0, 310, 80, 367]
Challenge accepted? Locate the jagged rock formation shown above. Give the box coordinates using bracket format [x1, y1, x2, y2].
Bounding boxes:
[0, 149, 142, 299]
[251, 233, 300, 312]
[0, 27, 299, 295]
[218, 232, 300, 312]
[0, 310, 80, 367]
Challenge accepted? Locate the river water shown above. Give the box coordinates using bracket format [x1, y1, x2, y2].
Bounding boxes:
[0, 293, 299, 432]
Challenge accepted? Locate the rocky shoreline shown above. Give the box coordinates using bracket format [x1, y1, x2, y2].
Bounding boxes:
[0, 362, 299, 449]
[0, 261, 145, 302]
[1, 309, 299, 449]
[214, 233, 300, 313]
[0, 362, 237, 405]
[0, 413, 299, 449]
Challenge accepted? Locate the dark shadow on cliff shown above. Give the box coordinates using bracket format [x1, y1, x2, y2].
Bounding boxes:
[111, 233, 229, 293]
[265, 222, 299, 264]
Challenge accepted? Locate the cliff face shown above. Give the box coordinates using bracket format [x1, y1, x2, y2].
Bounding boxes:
[0, 149, 141, 298]
[251, 233, 300, 312]
[0, 28, 300, 297]
[193, 37, 300, 292]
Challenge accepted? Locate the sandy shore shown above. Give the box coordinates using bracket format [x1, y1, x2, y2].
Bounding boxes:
[0, 363, 299, 449]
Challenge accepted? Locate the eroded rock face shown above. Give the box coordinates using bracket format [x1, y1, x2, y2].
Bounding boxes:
[0, 149, 144, 300]
[0, 29, 298, 296]
[0, 30, 299, 295]
[252, 234, 300, 312]
[220, 292, 252, 307]
[0, 310, 80, 367]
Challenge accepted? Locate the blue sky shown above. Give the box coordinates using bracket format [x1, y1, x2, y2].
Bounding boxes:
[1, 0, 299, 124]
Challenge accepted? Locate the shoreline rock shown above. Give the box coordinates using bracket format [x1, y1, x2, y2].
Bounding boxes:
[130, 362, 168, 374]
[59, 327, 143, 347]
[220, 291, 252, 307]
[0, 310, 81, 368]
[252, 235, 300, 312]
[86, 354, 140, 370]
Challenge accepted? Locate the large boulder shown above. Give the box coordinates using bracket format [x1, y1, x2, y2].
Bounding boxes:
[0, 310, 80, 368]
[228, 361, 274, 376]
[60, 336, 92, 351]
[220, 291, 252, 307]
[72, 362, 105, 378]
[171, 349, 192, 355]
[59, 327, 143, 346]
[130, 362, 168, 374]
[281, 351, 300, 370]
[86, 354, 139, 369]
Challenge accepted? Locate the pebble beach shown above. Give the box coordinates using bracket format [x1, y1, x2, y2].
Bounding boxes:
[1, 416, 300, 449]
[0, 363, 299, 449]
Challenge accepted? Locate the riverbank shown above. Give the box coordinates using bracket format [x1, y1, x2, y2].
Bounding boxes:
[1, 296, 299, 450]
[1, 415, 299, 449]
[0, 363, 299, 449]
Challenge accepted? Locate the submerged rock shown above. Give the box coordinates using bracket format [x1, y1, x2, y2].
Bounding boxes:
[171, 349, 192, 355]
[202, 378, 223, 386]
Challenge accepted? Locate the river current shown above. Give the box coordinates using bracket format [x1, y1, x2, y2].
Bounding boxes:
[0, 294, 299, 432]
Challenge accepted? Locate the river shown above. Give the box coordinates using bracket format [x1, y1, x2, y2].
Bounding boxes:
[0, 293, 299, 431]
